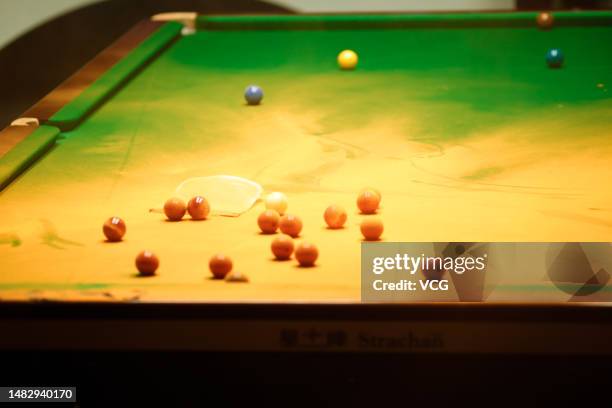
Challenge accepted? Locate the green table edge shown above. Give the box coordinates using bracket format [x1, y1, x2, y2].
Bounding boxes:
[44, 12, 612, 132]
[0, 126, 60, 191]
[196, 11, 612, 30]
[47, 21, 183, 132]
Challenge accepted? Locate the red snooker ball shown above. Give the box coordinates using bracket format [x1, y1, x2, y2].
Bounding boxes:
[135, 250, 159, 276]
[324, 205, 347, 229]
[209, 254, 233, 279]
[357, 190, 380, 214]
[360, 218, 384, 241]
[279, 214, 303, 238]
[271, 235, 294, 260]
[187, 196, 210, 220]
[164, 197, 187, 221]
[295, 242, 318, 267]
[258, 209, 280, 234]
[103, 216, 126, 242]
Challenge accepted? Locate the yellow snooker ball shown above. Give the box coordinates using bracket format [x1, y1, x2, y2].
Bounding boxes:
[337, 49, 358, 70]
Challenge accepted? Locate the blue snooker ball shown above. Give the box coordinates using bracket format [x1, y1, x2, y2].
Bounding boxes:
[546, 48, 564, 68]
[244, 85, 263, 105]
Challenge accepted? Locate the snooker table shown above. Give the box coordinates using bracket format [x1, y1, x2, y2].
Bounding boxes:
[1, 11, 612, 353]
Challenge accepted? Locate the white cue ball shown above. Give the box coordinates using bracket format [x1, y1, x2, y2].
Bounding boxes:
[264, 192, 288, 215]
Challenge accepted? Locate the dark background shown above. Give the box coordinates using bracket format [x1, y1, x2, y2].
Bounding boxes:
[2, 351, 611, 406]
